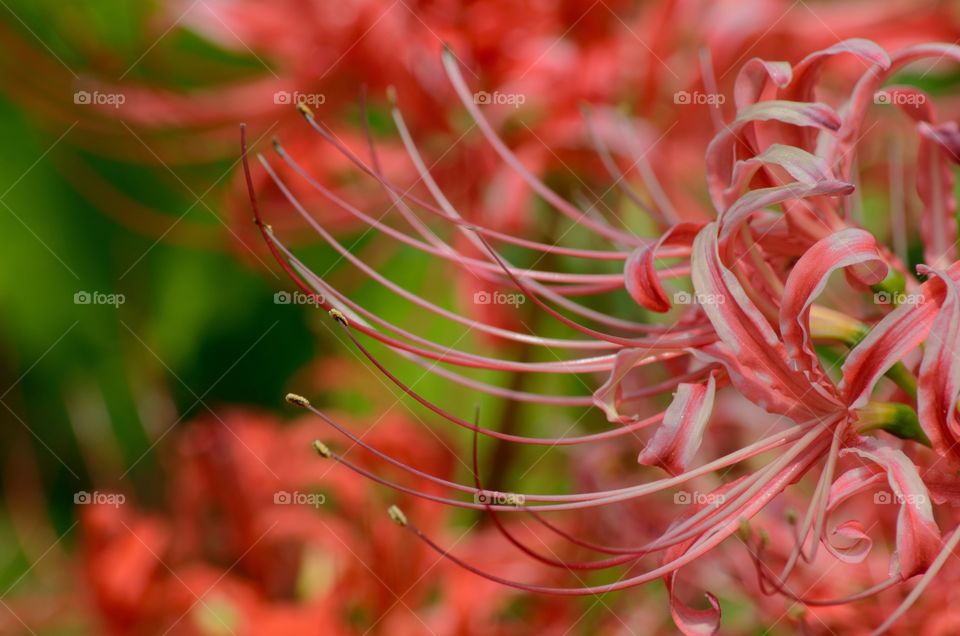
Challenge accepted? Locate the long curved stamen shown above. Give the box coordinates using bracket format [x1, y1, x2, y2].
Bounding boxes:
[264, 152, 713, 354]
[272, 233, 627, 372]
[295, 106, 653, 262]
[264, 152, 623, 286]
[472, 229, 716, 348]
[647, 423, 834, 551]
[309, 387, 814, 512]
[750, 537, 902, 605]
[386, 99, 702, 335]
[469, 427, 650, 569]
[332, 317, 668, 446]
[386, 438, 824, 594]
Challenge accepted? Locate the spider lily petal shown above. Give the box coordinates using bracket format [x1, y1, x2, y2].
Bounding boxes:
[842, 438, 941, 579]
[780, 228, 887, 377]
[826, 520, 874, 564]
[917, 265, 960, 462]
[705, 100, 842, 210]
[624, 222, 702, 312]
[840, 262, 960, 409]
[690, 223, 841, 418]
[637, 374, 717, 475]
[733, 58, 792, 110]
[916, 121, 960, 268]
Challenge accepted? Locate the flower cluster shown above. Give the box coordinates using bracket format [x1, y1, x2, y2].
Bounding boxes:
[249, 38, 960, 634]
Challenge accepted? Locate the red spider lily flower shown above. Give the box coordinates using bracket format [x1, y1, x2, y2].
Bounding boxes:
[247, 37, 960, 635]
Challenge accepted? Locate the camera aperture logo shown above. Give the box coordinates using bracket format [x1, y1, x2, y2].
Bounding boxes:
[75, 491, 126, 508]
[74, 90, 126, 109]
[473, 90, 526, 108]
[673, 90, 725, 106]
[473, 290, 525, 308]
[474, 490, 525, 507]
[274, 91, 326, 107]
[274, 490, 326, 508]
[674, 490, 725, 506]
[74, 290, 125, 307]
[274, 290, 324, 306]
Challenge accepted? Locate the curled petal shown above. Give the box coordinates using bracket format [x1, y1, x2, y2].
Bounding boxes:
[842, 438, 941, 579]
[917, 265, 960, 462]
[788, 38, 891, 103]
[706, 101, 842, 211]
[592, 348, 690, 424]
[780, 228, 887, 376]
[717, 179, 855, 250]
[726, 143, 837, 201]
[825, 520, 873, 564]
[733, 58, 792, 110]
[666, 576, 721, 636]
[638, 375, 717, 475]
[625, 223, 702, 312]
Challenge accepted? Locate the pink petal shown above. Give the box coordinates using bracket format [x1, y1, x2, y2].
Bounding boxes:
[706, 101, 842, 211]
[916, 122, 959, 268]
[690, 223, 842, 418]
[780, 228, 887, 377]
[666, 576, 721, 636]
[624, 223, 702, 312]
[825, 520, 874, 564]
[717, 179, 855, 251]
[592, 348, 649, 423]
[733, 58, 792, 110]
[788, 38, 891, 103]
[917, 266, 960, 462]
[726, 143, 837, 201]
[638, 375, 717, 475]
[840, 262, 960, 408]
[843, 438, 941, 578]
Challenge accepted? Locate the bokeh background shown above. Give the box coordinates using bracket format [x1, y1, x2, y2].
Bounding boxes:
[2, 1, 960, 634]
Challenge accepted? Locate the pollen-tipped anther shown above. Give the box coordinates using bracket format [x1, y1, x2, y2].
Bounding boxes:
[312, 439, 333, 458]
[329, 308, 349, 326]
[285, 392, 311, 408]
[388, 505, 408, 527]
